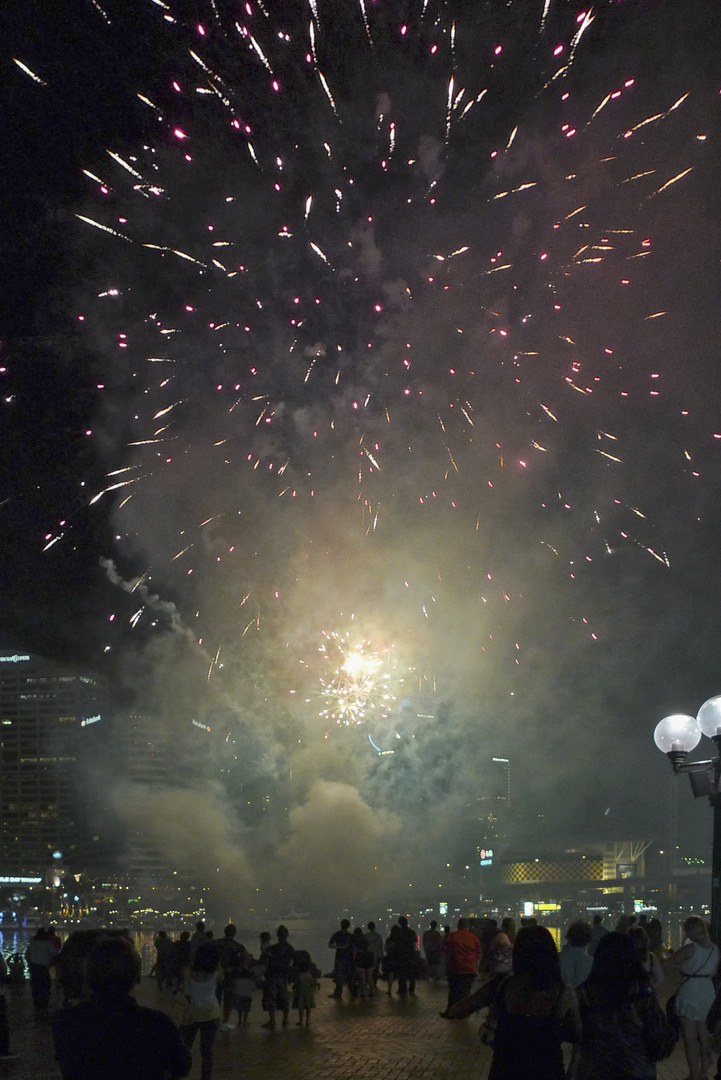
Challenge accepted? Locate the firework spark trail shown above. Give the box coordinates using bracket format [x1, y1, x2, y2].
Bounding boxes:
[26, 0, 715, 690]
[13, 57, 47, 85]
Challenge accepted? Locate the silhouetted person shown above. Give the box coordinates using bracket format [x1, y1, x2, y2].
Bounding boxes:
[258, 932, 272, 1015]
[328, 919, 354, 999]
[28, 927, 57, 1010]
[365, 922, 384, 983]
[394, 916, 418, 996]
[225, 963, 255, 1028]
[647, 917, 664, 958]
[383, 924, 401, 996]
[577, 931, 673, 1079]
[293, 951, 318, 1027]
[153, 931, 176, 993]
[666, 915, 719, 1080]
[0, 953, 17, 1061]
[422, 921, 444, 981]
[215, 923, 249, 1017]
[216, 924, 248, 974]
[490, 922, 514, 979]
[174, 931, 191, 983]
[559, 921, 593, 988]
[588, 914, 609, 956]
[52, 935, 191, 1080]
[352, 928, 375, 999]
[628, 925, 664, 992]
[449, 925, 581, 1079]
[179, 943, 221, 1080]
[188, 921, 207, 961]
[439, 917, 481, 1016]
[260, 925, 295, 1029]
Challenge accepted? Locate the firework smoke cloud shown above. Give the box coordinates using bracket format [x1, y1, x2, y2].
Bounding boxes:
[10, 0, 721, 912]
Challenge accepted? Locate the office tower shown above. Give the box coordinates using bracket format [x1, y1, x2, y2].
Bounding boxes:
[0, 650, 107, 874]
[118, 712, 172, 882]
[476, 755, 512, 847]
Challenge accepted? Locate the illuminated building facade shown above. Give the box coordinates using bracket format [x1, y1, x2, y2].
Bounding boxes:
[475, 755, 512, 849]
[0, 651, 106, 874]
[488, 840, 653, 911]
[119, 713, 172, 881]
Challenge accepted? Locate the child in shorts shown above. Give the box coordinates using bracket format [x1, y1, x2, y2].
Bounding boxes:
[229, 966, 256, 1026]
[293, 951, 319, 1028]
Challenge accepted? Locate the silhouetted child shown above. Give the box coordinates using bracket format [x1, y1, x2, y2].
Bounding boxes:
[293, 951, 318, 1027]
[228, 966, 256, 1027]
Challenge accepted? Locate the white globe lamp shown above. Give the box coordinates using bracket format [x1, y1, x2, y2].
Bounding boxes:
[653, 713, 701, 770]
[698, 696, 721, 740]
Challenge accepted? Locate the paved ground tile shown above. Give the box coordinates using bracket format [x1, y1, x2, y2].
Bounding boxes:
[0, 976, 701, 1080]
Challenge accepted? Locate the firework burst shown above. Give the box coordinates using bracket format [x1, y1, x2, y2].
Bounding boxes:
[317, 631, 398, 726]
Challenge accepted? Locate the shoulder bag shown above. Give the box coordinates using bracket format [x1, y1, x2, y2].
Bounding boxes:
[637, 986, 675, 1061]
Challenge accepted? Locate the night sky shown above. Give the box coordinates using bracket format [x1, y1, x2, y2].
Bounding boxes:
[3, 0, 721, 911]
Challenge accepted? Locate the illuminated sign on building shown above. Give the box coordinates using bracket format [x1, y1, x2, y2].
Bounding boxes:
[479, 848, 494, 866]
[0, 876, 42, 884]
[502, 859, 603, 884]
[0, 654, 30, 663]
[80, 714, 102, 726]
[192, 719, 211, 732]
[439, 902, 448, 916]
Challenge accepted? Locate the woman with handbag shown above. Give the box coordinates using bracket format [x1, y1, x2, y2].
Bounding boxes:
[575, 932, 675, 1080]
[448, 925, 581, 1079]
[665, 915, 719, 1080]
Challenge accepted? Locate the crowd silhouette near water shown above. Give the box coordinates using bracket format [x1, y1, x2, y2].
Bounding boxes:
[2, 911, 721, 1079]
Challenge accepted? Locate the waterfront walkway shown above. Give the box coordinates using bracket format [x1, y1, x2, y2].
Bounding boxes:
[0, 975, 697, 1080]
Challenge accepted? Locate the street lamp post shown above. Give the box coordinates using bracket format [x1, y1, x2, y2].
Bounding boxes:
[653, 696, 721, 943]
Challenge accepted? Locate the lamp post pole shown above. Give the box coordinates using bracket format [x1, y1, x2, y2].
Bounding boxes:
[710, 733, 721, 944]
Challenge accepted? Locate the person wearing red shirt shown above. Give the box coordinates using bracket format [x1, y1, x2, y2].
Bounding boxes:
[439, 917, 482, 1016]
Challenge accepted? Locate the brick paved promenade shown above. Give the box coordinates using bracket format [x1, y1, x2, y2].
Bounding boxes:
[0, 975, 698, 1080]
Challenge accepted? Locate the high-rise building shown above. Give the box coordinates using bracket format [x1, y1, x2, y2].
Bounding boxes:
[112, 713, 210, 916]
[119, 712, 172, 881]
[476, 756, 512, 847]
[0, 651, 107, 874]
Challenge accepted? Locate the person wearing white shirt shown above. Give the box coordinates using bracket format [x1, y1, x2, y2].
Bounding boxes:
[588, 914, 610, 956]
[559, 921, 594, 988]
[365, 922, 384, 983]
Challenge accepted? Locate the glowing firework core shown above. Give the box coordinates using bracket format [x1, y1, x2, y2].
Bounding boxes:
[319, 632, 394, 726]
[343, 651, 379, 678]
